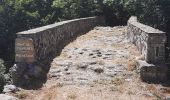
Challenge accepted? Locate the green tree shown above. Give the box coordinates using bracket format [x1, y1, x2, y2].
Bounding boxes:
[1, 0, 170, 72]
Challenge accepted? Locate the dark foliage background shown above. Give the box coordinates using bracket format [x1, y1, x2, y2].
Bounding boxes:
[0, 0, 169, 79]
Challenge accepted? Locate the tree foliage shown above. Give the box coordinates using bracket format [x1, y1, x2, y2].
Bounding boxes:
[0, 0, 170, 70]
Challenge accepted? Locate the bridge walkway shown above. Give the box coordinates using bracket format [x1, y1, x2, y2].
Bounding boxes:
[22, 26, 164, 100]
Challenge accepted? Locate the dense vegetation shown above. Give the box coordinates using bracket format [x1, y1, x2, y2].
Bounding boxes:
[0, 0, 170, 91]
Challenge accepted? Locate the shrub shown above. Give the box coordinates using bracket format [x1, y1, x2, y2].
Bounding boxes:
[0, 59, 6, 92]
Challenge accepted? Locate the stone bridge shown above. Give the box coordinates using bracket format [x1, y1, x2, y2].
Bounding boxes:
[12, 16, 167, 88]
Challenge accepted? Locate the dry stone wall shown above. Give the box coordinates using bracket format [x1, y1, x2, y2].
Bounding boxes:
[16, 16, 105, 64]
[127, 16, 167, 82]
[127, 16, 166, 64]
[12, 16, 105, 87]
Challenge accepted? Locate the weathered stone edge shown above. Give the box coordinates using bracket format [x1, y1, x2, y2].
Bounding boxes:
[128, 16, 165, 34]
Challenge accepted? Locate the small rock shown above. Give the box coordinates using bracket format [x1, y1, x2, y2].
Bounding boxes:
[65, 68, 69, 71]
[160, 88, 170, 94]
[97, 52, 102, 55]
[77, 63, 88, 69]
[106, 66, 115, 69]
[50, 73, 61, 78]
[89, 62, 97, 65]
[143, 93, 154, 97]
[51, 69, 61, 73]
[92, 56, 97, 58]
[77, 77, 88, 80]
[0, 94, 18, 100]
[89, 53, 94, 56]
[125, 78, 132, 82]
[103, 57, 109, 59]
[94, 67, 104, 74]
[97, 54, 102, 57]
[65, 71, 71, 75]
[64, 66, 69, 71]
[114, 69, 123, 72]
[105, 54, 112, 56]
[56, 82, 64, 87]
[68, 56, 72, 58]
[82, 49, 88, 51]
[79, 80, 88, 86]
[63, 77, 73, 81]
[92, 49, 100, 52]
[3, 85, 18, 93]
[63, 81, 76, 86]
[74, 48, 78, 50]
[79, 52, 84, 55]
[105, 71, 117, 77]
[55, 61, 72, 66]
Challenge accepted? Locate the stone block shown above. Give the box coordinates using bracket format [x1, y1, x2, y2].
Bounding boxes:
[148, 34, 166, 44]
[15, 38, 35, 63]
[147, 44, 165, 63]
[127, 16, 166, 64]
[137, 60, 167, 83]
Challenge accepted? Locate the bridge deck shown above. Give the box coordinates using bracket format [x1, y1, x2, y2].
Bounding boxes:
[22, 26, 167, 100]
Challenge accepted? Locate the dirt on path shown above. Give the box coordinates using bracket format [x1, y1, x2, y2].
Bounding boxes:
[12, 26, 170, 100]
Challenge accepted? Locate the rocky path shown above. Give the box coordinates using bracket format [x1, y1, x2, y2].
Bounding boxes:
[12, 26, 170, 100]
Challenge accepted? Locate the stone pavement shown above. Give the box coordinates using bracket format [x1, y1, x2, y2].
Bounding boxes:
[49, 26, 140, 86]
[14, 26, 170, 100]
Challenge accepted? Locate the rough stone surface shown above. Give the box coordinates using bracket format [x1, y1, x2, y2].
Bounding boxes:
[10, 26, 170, 100]
[0, 94, 18, 100]
[3, 85, 18, 93]
[48, 26, 140, 86]
[127, 16, 166, 64]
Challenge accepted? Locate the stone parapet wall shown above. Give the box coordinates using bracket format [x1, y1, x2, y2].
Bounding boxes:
[16, 16, 105, 64]
[12, 16, 105, 87]
[127, 16, 166, 64]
